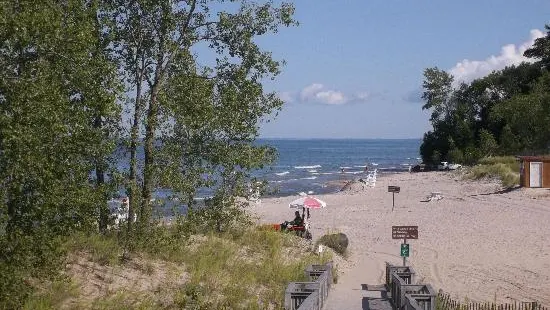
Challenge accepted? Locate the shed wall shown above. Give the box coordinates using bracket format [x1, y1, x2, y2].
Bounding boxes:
[521, 160, 550, 188]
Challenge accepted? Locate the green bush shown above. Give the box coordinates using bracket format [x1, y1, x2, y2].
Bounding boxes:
[447, 148, 464, 164]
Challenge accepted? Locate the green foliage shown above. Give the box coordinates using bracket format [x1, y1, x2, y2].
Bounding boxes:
[22, 278, 78, 310]
[447, 148, 464, 164]
[492, 71, 550, 154]
[420, 44, 550, 163]
[464, 157, 520, 188]
[103, 0, 297, 228]
[478, 129, 499, 157]
[0, 1, 120, 308]
[422, 67, 455, 122]
[0, 0, 297, 307]
[478, 156, 519, 168]
[63, 232, 123, 266]
[30, 222, 328, 309]
[524, 24, 550, 68]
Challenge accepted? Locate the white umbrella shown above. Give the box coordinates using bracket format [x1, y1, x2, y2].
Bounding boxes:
[289, 196, 327, 209]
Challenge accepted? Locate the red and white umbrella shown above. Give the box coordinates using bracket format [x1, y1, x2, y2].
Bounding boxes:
[289, 196, 327, 209]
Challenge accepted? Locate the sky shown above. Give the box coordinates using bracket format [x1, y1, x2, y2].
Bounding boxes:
[256, 0, 550, 139]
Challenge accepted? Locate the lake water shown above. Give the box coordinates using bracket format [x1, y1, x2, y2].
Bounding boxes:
[256, 138, 422, 196]
[114, 138, 421, 216]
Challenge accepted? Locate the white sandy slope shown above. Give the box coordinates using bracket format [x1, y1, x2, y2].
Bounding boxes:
[249, 172, 550, 309]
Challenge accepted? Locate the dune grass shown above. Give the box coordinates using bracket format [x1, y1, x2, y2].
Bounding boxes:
[464, 156, 520, 188]
[25, 224, 331, 309]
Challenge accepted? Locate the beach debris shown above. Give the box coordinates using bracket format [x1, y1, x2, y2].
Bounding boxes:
[316, 244, 325, 255]
[340, 180, 354, 191]
[422, 192, 444, 202]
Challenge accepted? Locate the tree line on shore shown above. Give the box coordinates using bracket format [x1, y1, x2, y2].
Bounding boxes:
[420, 25, 550, 165]
[0, 1, 296, 307]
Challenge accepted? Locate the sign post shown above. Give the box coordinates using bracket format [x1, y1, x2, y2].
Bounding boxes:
[392, 226, 418, 266]
[388, 186, 400, 211]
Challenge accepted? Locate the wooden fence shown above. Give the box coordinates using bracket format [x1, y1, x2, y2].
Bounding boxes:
[284, 262, 333, 310]
[386, 263, 437, 310]
[437, 293, 548, 310]
[385, 264, 548, 310]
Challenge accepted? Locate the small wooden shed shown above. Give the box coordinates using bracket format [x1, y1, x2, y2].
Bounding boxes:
[517, 156, 550, 188]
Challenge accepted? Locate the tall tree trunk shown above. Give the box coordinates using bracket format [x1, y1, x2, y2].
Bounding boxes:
[140, 85, 159, 226]
[127, 67, 144, 234]
[94, 115, 109, 233]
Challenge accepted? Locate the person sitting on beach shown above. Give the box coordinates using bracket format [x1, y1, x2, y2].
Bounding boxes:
[291, 210, 303, 226]
[281, 211, 304, 230]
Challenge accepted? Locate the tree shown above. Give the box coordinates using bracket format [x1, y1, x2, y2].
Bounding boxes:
[478, 129, 499, 157]
[420, 68, 458, 163]
[422, 67, 455, 122]
[492, 71, 550, 154]
[0, 1, 120, 306]
[419, 60, 546, 163]
[102, 0, 297, 231]
[524, 24, 550, 68]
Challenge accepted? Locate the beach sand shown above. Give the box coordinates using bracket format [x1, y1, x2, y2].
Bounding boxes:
[250, 171, 550, 309]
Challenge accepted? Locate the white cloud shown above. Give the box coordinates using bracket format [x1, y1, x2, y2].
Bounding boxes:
[277, 91, 295, 103]
[298, 83, 369, 105]
[449, 29, 544, 83]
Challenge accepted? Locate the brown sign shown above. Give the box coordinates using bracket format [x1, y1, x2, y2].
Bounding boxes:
[388, 186, 400, 193]
[392, 226, 418, 239]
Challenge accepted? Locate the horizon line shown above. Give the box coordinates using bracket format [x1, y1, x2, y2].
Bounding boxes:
[258, 137, 422, 140]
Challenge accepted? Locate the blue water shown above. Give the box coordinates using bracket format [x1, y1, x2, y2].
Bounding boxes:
[113, 139, 421, 216]
[255, 139, 422, 196]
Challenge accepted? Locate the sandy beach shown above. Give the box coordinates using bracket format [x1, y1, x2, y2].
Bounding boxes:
[250, 171, 550, 309]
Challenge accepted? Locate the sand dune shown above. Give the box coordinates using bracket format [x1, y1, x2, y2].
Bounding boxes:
[250, 171, 550, 309]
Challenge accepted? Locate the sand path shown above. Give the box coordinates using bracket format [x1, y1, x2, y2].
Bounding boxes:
[251, 172, 550, 309]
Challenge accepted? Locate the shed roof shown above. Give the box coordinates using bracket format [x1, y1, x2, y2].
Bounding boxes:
[516, 155, 550, 161]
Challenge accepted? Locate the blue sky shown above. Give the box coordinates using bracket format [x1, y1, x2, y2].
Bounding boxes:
[257, 0, 550, 139]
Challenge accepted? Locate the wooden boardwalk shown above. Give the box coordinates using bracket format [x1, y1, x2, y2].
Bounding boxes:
[361, 284, 393, 310]
[324, 282, 393, 310]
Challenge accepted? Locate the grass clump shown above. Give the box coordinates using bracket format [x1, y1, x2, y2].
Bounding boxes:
[29, 212, 331, 309]
[22, 278, 79, 310]
[477, 156, 520, 172]
[464, 156, 520, 188]
[178, 229, 331, 309]
[63, 231, 122, 266]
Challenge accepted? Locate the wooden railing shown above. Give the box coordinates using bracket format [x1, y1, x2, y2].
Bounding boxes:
[437, 293, 548, 310]
[386, 263, 416, 288]
[386, 264, 548, 310]
[386, 263, 436, 310]
[284, 262, 333, 310]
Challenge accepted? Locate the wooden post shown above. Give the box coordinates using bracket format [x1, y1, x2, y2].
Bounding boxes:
[392, 192, 395, 211]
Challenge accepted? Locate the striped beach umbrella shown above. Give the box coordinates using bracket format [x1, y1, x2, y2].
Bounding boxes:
[289, 196, 327, 209]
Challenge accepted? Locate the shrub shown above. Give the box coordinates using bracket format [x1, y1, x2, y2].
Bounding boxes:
[447, 148, 464, 164]
[317, 233, 349, 256]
